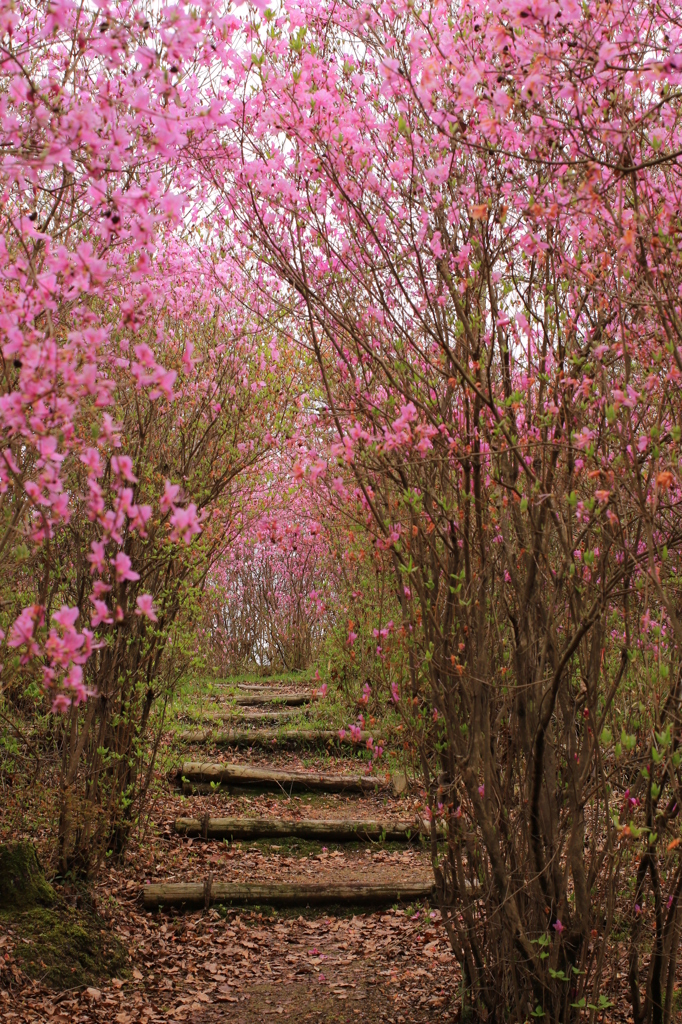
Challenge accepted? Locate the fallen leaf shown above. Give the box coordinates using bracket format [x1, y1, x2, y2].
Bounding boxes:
[132, 967, 144, 980]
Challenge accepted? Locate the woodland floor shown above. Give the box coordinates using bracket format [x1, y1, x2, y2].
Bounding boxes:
[0, 676, 674, 1022]
[1, 677, 457, 1023]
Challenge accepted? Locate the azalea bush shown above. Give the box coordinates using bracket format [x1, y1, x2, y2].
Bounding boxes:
[208, 0, 682, 1019]
[203, 489, 333, 674]
[0, 2, 293, 867]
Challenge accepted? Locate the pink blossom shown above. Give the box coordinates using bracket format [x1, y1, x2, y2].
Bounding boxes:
[111, 455, 138, 483]
[52, 605, 79, 630]
[170, 503, 202, 544]
[8, 606, 42, 660]
[90, 598, 113, 627]
[135, 594, 158, 621]
[160, 480, 181, 512]
[87, 540, 107, 574]
[51, 693, 72, 714]
[111, 552, 140, 582]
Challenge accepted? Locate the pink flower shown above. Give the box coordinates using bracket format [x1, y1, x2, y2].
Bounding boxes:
[64, 664, 88, 704]
[478, 785, 485, 797]
[553, 920, 564, 933]
[135, 594, 158, 621]
[8, 606, 42, 662]
[338, 728, 347, 740]
[80, 447, 103, 476]
[52, 605, 79, 630]
[169, 503, 202, 544]
[160, 479, 181, 512]
[309, 458, 326, 483]
[87, 540, 107, 574]
[111, 552, 140, 582]
[51, 693, 72, 713]
[391, 682, 400, 703]
[111, 455, 138, 483]
[90, 598, 113, 627]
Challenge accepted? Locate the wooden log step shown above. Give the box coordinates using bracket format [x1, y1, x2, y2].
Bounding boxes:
[231, 693, 315, 707]
[181, 710, 300, 725]
[217, 678, 313, 688]
[143, 879, 435, 910]
[178, 761, 384, 793]
[174, 816, 421, 841]
[228, 682, 312, 692]
[175, 728, 377, 748]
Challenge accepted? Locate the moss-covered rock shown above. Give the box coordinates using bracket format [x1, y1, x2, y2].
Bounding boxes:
[3, 904, 128, 989]
[0, 841, 55, 910]
[0, 842, 127, 988]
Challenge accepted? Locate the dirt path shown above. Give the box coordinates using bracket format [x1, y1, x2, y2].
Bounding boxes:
[1, 677, 460, 1023]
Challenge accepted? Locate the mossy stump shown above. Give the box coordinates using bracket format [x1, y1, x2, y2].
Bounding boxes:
[0, 841, 56, 910]
[0, 841, 127, 989]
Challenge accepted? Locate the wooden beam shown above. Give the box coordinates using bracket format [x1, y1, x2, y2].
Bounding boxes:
[174, 816, 423, 841]
[143, 879, 435, 910]
[177, 761, 384, 793]
[175, 729, 378, 748]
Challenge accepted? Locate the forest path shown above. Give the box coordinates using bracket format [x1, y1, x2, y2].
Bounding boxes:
[119, 674, 457, 1024]
[5, 675, 459, 1023]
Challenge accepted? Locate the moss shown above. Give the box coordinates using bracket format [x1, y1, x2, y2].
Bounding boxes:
[0, 903, 128, 989]
[0, 842, 56, 910]
[0, 842, 127, 989]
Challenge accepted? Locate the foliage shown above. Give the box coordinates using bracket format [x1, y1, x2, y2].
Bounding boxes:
[3, 0, 682, 1021]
